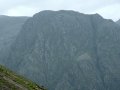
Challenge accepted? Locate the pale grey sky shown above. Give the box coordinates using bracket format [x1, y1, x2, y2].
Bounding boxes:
[0, 0, 120, 21]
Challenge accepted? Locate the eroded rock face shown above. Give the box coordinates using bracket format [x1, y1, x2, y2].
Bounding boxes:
[5, 10, 120, 90]
[0, 16, 28, 64]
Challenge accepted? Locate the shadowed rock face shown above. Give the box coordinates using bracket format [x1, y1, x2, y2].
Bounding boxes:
[5, 10, 120, 90]
[0, 16, 29, 63]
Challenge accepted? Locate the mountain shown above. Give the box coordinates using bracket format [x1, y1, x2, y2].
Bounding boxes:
[116, 19, 120, 25]
[0, 15, 29, 64]
[0, 64, 45, 90]
[4, 10, 120, 90]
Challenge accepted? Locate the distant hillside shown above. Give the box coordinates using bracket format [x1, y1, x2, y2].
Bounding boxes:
[116, 19, 120, 25]
[0, 15, 29, 64]
[0, 64, 46, 90]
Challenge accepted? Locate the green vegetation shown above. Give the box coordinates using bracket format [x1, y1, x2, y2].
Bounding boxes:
[0, 65, 46, 90]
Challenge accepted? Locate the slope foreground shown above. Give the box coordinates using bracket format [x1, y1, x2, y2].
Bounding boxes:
[0, 65, 46, 90]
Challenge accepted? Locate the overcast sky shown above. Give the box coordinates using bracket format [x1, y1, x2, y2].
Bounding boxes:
[0, 0, 120, 21]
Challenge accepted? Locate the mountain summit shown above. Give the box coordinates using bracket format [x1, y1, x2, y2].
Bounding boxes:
[4, 10, 120, 90]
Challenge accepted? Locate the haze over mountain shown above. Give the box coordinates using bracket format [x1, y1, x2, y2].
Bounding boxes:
[1, 10, 120, 90]
[0, 15, 28, 63]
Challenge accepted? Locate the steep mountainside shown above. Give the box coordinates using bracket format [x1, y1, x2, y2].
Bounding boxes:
[5, 10, 120, 90]
[0, 65, 45, 90]
[0, 15, 28, 63]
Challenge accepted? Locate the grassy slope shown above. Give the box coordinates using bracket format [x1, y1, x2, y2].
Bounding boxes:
[0, 65, 46, 90]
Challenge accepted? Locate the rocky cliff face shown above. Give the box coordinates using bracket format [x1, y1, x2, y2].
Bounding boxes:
[0, 16, 28, 64]
[5, 10, 120, 90]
